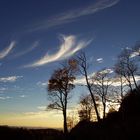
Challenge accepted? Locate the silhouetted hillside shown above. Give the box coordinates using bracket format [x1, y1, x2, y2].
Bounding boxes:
[119, 88, 140, 117]
[69, 87, 140, 140]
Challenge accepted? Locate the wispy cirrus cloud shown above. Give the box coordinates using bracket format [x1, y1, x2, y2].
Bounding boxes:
[75, 68, 140, 88]
[130, 50, 140, 58]
[0, 96, 12, 100]
[0, 87, 8, 93]
[24, 35, 91, 67]
[31, 0, 120, 31]
[96, 58, 103, 63]
[0, 76, 23, 83]
[0, 41, 16, 59]
[74, 68, 114, 85]
[74, 72, 95, 85]
[13, 41, 39, 58]
[99, 68, 114, 74]
[37, 81, 48, 87]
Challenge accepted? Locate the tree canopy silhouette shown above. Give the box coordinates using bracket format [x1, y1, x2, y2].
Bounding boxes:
[47, 59, 77, 135]
[77, 52, 101, 121]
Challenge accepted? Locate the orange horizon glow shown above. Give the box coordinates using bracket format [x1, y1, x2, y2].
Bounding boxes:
[0, 111, 63, 128]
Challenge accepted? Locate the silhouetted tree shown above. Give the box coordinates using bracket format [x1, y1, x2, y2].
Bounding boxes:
[78, 94, 93, 121]
[67, 113, 78, 130]
[114, 48, 139, 92]
[92, 68, 113, 118]
[77, 52, 101, 121]
[112, 75, 127, 103]
[47, 59, 77, 135]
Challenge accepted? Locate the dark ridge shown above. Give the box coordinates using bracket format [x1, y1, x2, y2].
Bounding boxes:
[69, 87, 140, 140]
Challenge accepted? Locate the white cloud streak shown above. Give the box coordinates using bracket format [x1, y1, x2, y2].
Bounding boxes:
[74, 68, 114, 85]
[19, 95, 26, 98]
[112, 76, 140, 87]
[99, 68, 114, 74]
[96, 58, 103, 63]
[13, 41, 39, 58]
[74, 72, 95, 85]
[0, 87, 7, 93]
[24, 35, 91, 67]
[0, 41, 16, 59]
[31, 0, 120, 31]
[37, 106, 46, 111]
[37, 81, 48, 87]
[0, 96, 12, 100]
[130, 50, 140, 58]
[75, 74, 140, 89]
[74, 76, 87, 85]
[0, 76, 23, 83]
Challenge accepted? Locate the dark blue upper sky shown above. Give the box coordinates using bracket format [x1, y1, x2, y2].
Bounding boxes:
[0, 0, 140, 127]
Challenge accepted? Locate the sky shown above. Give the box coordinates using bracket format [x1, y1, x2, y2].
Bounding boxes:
[0, 0, 140, 128]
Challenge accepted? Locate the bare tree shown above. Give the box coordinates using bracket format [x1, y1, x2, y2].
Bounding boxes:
[112, 75, 127, 103]
[67, 111, 78, 130]
[77, 52, 101, 121]
[78, 94, 99, 121]
[92, 68, 113, 119]
[47, 59, 77, 135]
[114, 48, 139, 92]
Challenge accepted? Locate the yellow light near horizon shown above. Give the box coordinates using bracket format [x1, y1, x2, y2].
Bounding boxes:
[0, 111, 63, 128]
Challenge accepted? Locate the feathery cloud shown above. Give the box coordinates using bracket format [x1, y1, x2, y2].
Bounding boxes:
[13, 41, 39, 58]
[0, 41, 16, 59]
[0, 76, 23, 83]
[24, 35, 91, 67]
[31, 0, 120, 31]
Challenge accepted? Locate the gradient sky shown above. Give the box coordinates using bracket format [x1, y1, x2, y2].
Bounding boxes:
[0, 0, 140, 128]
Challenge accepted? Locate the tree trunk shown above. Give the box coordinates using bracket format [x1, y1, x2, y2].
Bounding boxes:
[131, 73, 139, 92]
[85, 74, 101, 121]
[103, 102, 106, 119]
[78, 53, 100, 122]
[63, 109, 68, 135]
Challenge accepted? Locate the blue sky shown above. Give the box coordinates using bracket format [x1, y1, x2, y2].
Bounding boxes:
[0, 0, 140, 127]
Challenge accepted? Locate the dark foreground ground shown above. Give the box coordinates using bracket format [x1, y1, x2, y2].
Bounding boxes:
[0, 126, 65, 140]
